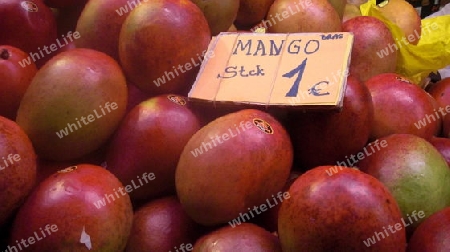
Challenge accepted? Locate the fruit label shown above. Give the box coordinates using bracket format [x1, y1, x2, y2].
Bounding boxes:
[167, 95, 187, 106]
[58, 166, 77, 173]
[395, 76, 413, 84]
[253, 118, 274, 134]
[20, 1, 38, 12]
[189, 32, 354, 111]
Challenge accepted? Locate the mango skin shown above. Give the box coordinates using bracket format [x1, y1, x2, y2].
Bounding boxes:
[190, 0, 240, 36]
[193, 223, 282, 252]
[176, 109, 293, 226]
[0, 116, 37, 227]
[407, 207, 450, 252]
[106, 94, 201, 203]
[278, 166, 406, 252]
[16, 48, 128, 161]
[9, 164, 133, 251]
[118, 0, 211, 95]
[358, 134, 450, 235]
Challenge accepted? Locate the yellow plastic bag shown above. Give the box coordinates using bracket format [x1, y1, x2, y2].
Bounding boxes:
[360, 0, 450, 84]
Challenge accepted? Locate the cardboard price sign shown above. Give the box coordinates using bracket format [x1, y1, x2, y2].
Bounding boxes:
[188, 32, 354, 110]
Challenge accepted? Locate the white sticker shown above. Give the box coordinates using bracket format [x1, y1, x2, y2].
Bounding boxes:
[20, 1, 38, 12]
[80, 226, 92, 250]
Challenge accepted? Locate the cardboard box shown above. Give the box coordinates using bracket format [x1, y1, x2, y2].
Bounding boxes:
[188, 32, 354, 112]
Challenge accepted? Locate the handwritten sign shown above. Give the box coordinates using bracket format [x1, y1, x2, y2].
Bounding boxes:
[188, 32, 354, 110]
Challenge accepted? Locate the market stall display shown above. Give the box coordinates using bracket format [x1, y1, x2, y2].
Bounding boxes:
[0, 0, 450, 251]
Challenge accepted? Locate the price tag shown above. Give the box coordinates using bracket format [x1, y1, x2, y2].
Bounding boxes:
[188, 32, 354, 110]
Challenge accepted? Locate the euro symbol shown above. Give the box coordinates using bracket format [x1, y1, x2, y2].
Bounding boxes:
[308, 81, 330, 96]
